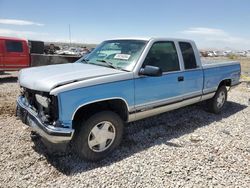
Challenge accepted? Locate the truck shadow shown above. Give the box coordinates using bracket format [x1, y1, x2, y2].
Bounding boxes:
[32, 100, 247, 175]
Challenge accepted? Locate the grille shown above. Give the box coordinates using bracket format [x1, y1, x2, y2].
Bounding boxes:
[23, 88, 38, 109]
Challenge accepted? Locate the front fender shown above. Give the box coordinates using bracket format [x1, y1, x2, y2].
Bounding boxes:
[57, 80, 134, 128]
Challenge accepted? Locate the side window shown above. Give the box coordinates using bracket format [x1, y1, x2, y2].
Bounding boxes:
[143, 41, 180, 72]
[5, 40, 23, 52]
[179, 42, 197, 69]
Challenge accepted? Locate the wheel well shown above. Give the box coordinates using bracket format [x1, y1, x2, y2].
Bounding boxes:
[72, 99, 129, 130]
[218, 79, 231, 88]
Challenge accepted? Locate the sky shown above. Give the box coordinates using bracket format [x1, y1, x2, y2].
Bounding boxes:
[0, 0, 250, 50]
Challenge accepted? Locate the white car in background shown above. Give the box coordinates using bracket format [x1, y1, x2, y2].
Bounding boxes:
[235, 51, 247, 57]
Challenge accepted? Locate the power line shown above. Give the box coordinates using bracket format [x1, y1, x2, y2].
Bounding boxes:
[69, 24, 71, 45]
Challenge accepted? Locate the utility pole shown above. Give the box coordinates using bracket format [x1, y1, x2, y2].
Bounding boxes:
[69, 24, 71, 45]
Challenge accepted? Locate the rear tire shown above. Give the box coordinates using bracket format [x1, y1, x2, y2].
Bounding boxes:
[207, 85, 227, 114]
[74, 111, 124, 161]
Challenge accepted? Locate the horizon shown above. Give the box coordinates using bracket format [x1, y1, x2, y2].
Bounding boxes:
[40, 40, 249, 52]
[0, 0, 250, 50]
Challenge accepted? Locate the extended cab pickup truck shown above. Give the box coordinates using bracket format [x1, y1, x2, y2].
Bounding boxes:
[16, 38, 241, 161]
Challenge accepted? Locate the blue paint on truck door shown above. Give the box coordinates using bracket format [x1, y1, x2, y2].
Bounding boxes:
[178, 42, 203, 99]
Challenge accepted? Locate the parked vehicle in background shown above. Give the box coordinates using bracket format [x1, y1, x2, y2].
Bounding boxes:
[0, 36, 81, 72]
[55, 46, 91, 56]
[0, 36, 30, 71]
[207, 51, 215, 57]
[235, 51, 247, 57]
[247, 50, 250, 57]
[56, 47, 78, 55]
[44, 44, 60, 54]
[200, 51, 208, 57]
[16, 37, 241, 161]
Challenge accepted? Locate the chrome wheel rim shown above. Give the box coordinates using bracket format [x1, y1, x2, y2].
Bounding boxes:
[217, 91, 225, 108]
[88, 121, 116, 152]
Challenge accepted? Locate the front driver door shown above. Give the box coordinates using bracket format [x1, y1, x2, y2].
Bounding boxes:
[134, 41, 184, 112]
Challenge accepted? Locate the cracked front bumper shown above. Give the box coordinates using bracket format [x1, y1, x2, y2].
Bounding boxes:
[16, 96, 74, 144]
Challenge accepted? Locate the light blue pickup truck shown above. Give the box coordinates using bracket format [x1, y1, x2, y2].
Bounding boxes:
[16, 38, 241, 161]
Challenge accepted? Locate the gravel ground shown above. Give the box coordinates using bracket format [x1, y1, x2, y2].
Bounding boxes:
[0, 72, 250, 188]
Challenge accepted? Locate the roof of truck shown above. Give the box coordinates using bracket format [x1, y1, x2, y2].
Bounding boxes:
[108, 37, 194, 42]
[0, 36, 27, 41]
[109, 37, 151, 41]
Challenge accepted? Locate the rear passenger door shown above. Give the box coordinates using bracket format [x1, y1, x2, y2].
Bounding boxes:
[134, 41, 184, 110]
[178, 42, 203, 100]
[3, 40, 29, 70]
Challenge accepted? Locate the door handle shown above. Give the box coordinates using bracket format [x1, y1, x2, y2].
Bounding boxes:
[178, 76, 184, 82]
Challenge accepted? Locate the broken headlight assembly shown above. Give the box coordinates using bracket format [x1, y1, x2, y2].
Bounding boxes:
[35, 94, 50, 108]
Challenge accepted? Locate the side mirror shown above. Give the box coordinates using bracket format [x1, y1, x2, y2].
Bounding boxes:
[139, 65, 162, 77]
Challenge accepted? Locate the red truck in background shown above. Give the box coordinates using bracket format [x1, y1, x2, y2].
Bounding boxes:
[0, 36, 84, 73]
[0, 36, 30, 72]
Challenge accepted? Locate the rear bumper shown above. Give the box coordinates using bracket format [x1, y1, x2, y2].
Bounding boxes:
[16, 96, 74, 144]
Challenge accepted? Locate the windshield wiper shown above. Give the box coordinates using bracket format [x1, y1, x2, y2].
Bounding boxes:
[96, 59, 117, 69]
[118, 68, 130, 72]
[81, 58, 89, 63]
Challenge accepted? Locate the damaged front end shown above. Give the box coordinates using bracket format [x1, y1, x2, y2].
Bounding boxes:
[16, 87, 74, 144]
[21, 88, 59, 125]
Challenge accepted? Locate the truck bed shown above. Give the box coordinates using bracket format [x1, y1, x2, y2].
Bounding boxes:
[201, 60, 241, 93]
[202, 59, 240, 68]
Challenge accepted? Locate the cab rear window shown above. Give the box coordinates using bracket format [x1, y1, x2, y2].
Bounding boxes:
[6, 41, 23, 52]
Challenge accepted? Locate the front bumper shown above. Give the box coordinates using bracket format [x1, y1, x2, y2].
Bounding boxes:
[16, 96, 74, 144]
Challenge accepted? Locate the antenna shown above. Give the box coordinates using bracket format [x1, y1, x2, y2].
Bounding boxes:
[69, 24, 71, 45]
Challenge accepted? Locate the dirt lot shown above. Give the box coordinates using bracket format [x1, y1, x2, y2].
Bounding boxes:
[0, 71, 250, 187]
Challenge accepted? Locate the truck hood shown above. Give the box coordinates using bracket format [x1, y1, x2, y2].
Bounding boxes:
[19, 63, 123, 92]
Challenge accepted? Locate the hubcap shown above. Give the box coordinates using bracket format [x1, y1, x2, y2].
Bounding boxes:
[217, 91, 225, 108]
[88, 121, 116, 152]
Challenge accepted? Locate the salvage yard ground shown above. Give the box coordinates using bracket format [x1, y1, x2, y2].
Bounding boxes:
[0, 58, 250, 187]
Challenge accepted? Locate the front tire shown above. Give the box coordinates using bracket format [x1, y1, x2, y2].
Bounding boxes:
[74, 111, 124, 161]
[207, 85, 227, 114]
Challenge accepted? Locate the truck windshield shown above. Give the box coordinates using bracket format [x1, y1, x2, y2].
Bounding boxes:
[77, 40, 147, 71]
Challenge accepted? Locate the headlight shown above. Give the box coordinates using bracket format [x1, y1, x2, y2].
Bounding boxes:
[35, 94, 50, 108]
